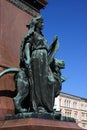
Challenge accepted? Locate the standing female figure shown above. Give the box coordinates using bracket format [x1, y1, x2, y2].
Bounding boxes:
[20, 16, 56, 113]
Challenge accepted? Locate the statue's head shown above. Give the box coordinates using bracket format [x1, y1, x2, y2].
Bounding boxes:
[26, 15, 43, 30]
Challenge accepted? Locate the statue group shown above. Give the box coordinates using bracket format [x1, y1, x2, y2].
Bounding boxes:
[0, 16, 65, 119]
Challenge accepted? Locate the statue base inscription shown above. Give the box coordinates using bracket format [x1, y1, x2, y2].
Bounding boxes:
[0, 118, 84, 130]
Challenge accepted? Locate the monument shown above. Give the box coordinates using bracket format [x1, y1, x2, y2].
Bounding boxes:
[0, 15, 65, 120]
[0, 1, 84, 130]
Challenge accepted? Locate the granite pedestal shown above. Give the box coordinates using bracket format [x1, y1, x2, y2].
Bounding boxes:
[0, 118, 84, 130]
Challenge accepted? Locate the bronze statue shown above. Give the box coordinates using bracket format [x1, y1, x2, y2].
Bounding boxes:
[0, 16, 65, 118]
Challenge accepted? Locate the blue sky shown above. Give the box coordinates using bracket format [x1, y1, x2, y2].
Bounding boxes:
[41, 0, 87, 98]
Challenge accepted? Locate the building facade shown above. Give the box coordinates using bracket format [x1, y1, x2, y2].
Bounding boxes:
[54, 92, 87, 129]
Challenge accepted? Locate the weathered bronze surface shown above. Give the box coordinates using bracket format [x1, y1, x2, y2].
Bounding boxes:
[0, 16, 65, 119]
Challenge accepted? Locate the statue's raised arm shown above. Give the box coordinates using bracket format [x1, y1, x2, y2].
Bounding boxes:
[48, 36, 59, 64]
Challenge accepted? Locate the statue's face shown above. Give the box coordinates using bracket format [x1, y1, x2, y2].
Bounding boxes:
[36, 19, 44, 30]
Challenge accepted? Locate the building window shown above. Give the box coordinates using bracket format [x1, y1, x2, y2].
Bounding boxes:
[65, 111, 71, 117]
[81, 103, 84, 110]
[69, 101, 70, 108]
[82, 123, 86, 128]
[73, 102, 77, 109]
[74, 112, 78, 119]
[59, 99, 61, 106]
[67, 100, 68, 107]
[85, 104, 87, 110]
[86, 113, 87, 120]
[64, 100, 70, 107]
[64, 100, 66, 106]
[69, 112, 71, 117]
[81, 112, 85, 120]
